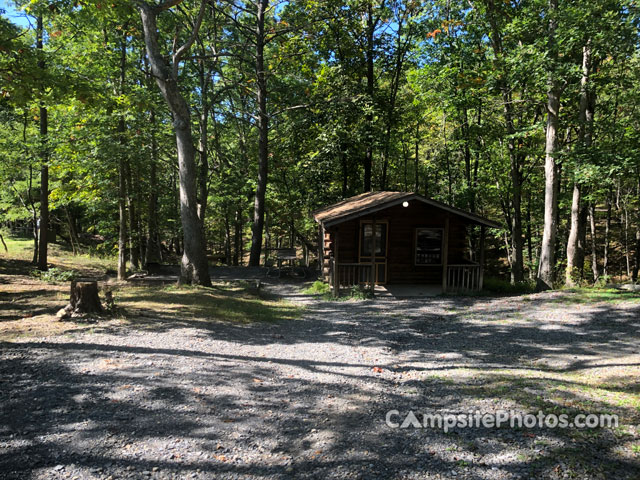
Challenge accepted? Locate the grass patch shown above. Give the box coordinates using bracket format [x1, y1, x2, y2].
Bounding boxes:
[115, 284, 303, 327]
[0, 235, 116, 277]
[556, 287, 640, 305]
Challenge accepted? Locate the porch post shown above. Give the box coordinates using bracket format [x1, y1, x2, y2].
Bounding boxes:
[334, 229, 340, 297]
[370, 218, 376, 297]
[479, 224, 486, 290]
[317, 224, 323, 274]
[442, 215, 449, 293]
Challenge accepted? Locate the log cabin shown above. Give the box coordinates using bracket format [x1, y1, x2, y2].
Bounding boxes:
[313, 191, 500, 295]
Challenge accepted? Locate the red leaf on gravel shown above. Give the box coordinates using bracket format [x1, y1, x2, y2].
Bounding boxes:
[372, 367, 383, 373]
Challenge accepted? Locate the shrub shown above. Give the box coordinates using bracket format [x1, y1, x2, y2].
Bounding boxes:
[31, 267, 78, 283]
[303, 280, 331, 295]
[482, 277, 536, 295]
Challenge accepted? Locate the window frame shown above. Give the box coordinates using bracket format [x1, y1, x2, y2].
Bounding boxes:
[358, 220, 389, 259]
[414, 227, 444, 266]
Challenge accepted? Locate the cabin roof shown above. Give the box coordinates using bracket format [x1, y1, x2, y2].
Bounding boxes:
[313, 191, 501, 228]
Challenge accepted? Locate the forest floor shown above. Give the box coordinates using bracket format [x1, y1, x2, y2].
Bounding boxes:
[1, 239, 640, 479]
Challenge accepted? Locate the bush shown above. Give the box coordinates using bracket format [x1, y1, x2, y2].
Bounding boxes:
[482, 277, 536, 295]
[31, 267, 78, 283]
[348, 284, 374, 300]
[303, 280, 331, 295]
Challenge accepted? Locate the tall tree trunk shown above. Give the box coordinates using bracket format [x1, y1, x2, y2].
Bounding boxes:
[197, 58, 210, 228]
[36, 15, 48, 271]
[249, 0, 269, 267]
[633, 174, 640, 282]
[126, 160, 140, 270]
[623, 201, 631, 278]
[26, 163, 38, 264]
[589, 202, 599, 283]
[566, 43, 593, 286]
[233, 205, 242, 266]
[604, 191, 612, 278]
[145, 110, 162, 266]
[526, 189, 534, 279]
[486, 0, 523, 283]
[536, 0, 561, 291]
[117, 31, 128, 281]
[138, 2, 211, 286]
[363, 1, 375, 192]
[117, 127, 128, 280]
[414, 122, 420, 193]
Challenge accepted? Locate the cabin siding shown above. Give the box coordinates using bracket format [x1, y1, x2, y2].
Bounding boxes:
[326, 202, 471, 284]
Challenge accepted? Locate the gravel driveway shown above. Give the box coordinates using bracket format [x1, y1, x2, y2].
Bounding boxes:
[1, 285, 639, 480]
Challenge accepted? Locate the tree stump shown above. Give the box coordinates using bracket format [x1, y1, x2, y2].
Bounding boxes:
[69, 280, 102, 314]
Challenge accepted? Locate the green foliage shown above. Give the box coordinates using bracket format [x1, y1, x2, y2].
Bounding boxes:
[0, 0, 639, 288]
[30, 266, 77, 283]
[303, 280, 331, 295]
[483, 277, 536, 295]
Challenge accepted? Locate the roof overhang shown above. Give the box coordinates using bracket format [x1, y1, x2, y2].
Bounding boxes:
[314, 192, 501, 229]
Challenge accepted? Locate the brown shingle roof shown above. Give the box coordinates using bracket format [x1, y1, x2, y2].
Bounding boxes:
[313, 191, 501, 228]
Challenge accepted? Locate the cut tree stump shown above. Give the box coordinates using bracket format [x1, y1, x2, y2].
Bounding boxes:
[57, 280, 103, 319]
[70, 280, 103, 313]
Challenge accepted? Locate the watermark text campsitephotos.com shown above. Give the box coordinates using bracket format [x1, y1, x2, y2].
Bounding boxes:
[385, 410, 618, 433]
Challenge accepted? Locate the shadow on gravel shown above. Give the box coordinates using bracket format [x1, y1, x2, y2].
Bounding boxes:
[1, 287, 640, 479]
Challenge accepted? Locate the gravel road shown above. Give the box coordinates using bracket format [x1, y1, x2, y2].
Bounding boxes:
[1, 285, 639, 480]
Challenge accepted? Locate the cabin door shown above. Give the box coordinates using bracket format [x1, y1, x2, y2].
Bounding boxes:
[359, 220, 388, 284]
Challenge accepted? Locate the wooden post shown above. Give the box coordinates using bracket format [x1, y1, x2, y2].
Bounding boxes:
[442, 215, 449, 293]
[317, 224, 323, 274]
[334, 230, 340, 297]
[479, 225, 486, 290]
[331, 257, 338, 297]
[370, 218, 376, 297]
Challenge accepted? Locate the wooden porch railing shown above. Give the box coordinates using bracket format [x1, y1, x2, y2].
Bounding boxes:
[446, 263, 482, 293]
[329, 259, 374, 296]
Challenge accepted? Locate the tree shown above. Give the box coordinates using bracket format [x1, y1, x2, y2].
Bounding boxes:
[137, 0, 211, 286]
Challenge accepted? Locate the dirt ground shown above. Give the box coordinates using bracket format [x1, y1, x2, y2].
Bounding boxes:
[1, 256, 640, 480]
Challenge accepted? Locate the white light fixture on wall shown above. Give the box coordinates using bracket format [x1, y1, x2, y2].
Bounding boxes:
[402, 201, 409, 208]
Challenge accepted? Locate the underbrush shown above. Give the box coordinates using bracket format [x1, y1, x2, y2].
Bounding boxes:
[303, 281, 375, 300]
[31, 267, 78, 283]
[482, 277, 536, 295]
[302, 280, 331, 295]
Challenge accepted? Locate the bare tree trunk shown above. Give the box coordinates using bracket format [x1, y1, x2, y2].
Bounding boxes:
[566, 43, 593, 286]
[117, 31, 128, 281]
[486, 0, 523, 283]
[126, 160, 140, 270]
[25, 163, 39, 264]
[604, 191, 612, 278]
[537, 0, 560, 291]
[37, 15, 49, 271]
[233, 205, 242, 266]
[145, 111, 162, 266]
[414, 122, 420, 192]
[587, 202, 599, 282]
[623, 201, 631, 278]
[363, 1, 375, 192]
[633, 174, 640, 282]
[249, 0, 269, 267]
[138, 1, 211, 286]
[117, 121, 128, 280]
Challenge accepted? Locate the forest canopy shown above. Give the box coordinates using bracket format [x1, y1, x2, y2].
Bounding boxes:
[1, 0, 639, 289]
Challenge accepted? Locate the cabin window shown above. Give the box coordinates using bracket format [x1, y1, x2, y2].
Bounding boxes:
[360, 223, 387, 257]
[415, 228, 443, 265]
